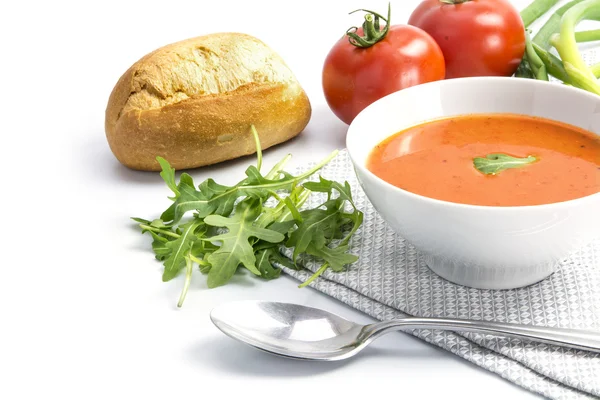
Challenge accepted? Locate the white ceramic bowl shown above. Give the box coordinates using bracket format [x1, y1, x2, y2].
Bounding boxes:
[346, 77, 600, 290]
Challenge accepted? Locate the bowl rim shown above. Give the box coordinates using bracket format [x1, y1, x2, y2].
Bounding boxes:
[345, 76, 600, 211]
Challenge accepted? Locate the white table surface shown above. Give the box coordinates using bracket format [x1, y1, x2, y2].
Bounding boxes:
[3, 0, 550, 398]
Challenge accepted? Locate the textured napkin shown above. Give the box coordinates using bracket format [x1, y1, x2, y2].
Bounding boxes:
[280, 149, 600, 400]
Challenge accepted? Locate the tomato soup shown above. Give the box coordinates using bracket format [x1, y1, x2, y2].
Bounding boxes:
[366, 114, 600, 206]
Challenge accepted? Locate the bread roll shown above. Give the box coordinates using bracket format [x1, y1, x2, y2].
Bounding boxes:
[105, 33, 311, 171]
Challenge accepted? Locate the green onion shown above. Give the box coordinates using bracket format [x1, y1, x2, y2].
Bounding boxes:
[564, 62, 600, 94]
[520, 0, 600, 96]
[518, 0, 561, 80]
[575, 29, 600, 42]
[532, 42, 600, 89]
[525, 31, 549, 80]
[551, 0, 600, 92]
[521, 0, 560, 27]
[533, 0, 586, 49]
[591, 62, 600, 77]
[532, 43, 571, 82]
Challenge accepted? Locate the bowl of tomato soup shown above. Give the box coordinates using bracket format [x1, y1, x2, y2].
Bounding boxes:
[346, 77, 600, 290]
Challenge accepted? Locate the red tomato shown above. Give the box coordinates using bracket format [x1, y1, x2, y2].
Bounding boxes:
[322, 24, 445, 125]
[408, 0, 526, 79]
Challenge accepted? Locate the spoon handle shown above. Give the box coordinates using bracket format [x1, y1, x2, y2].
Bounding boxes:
[368, 318, 600, 353]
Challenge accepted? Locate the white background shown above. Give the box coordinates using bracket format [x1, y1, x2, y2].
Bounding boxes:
[1, 0, 556, 398]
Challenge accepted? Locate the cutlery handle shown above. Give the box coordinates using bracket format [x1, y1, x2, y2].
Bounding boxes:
[369, 318, 600, 353]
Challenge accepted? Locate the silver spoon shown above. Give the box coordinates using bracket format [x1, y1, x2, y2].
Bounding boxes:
[210, 300, 600, 361]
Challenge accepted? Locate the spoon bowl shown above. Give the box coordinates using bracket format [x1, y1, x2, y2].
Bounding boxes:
[210, 300, 367, 360]
[210, 300, 600, 361]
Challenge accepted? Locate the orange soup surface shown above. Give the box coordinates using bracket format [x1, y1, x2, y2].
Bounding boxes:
[367, 114, 600, 206]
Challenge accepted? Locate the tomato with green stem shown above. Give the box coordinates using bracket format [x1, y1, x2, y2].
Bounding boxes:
[322, 5, 445, 125]
[408, 0, 526, 79]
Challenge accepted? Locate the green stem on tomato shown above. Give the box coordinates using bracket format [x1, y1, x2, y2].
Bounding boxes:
[575, 29, 600, 42]
[520, 0, 560, 28]
[363, 14, 378, 41]
[346, 3, 391, 48]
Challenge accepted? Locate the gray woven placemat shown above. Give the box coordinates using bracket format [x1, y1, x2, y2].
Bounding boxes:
[280, 149, 600, 400]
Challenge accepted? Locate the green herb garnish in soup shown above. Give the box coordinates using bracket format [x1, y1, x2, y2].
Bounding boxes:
[366, 114, 600, 206]
[473, 153, 538, 175]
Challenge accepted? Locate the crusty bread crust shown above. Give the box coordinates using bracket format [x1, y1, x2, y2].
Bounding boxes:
[105, 32, 311, 171]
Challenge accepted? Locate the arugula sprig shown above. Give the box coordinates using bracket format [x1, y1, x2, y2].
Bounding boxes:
[133, 126, 363, 307]
[473, 153, 538, 175]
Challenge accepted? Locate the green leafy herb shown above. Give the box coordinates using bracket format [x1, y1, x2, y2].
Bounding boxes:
[307, 244, 358, 272]
[203, 199, 285, 288]
[255, 249, 283, 280]
[473, 153, 538, 175]
[162, 220, 202, 282]
[133, 125, 363, 307]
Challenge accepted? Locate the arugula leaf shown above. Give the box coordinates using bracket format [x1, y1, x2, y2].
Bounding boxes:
[306, 244, 358, 272]
[267, 248, 297, 270]
[204, 199, 285, 288]
[190, 236, 217, 257]
[158, 172, 204, 222]
[244, 165, 297, 193]
[162, 221, 201, 282]
[199, 263, 211, 274]
[339, 210, 364, 246]
[150, 231, 172, 261]
[251, 190, 300, 252]
[134, 128, 363, 306]
[254, 186, 308, 228]
[304, 177, 355, 206]
[291, 177, 363, 283]
[155, 158, 201, 222]
[283, 197, 303, 222]
[162, 177, 211, 223]
[164, 152, 339, 225]
[134, 218, 174, 234]
[265, 220, 296, 236]
[286, 199, 344, 261]
[473, 153, 538, 175]
[197, 178, 245, 217]
[255, 249, 282, 280]
[157, 157, 179, 198]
